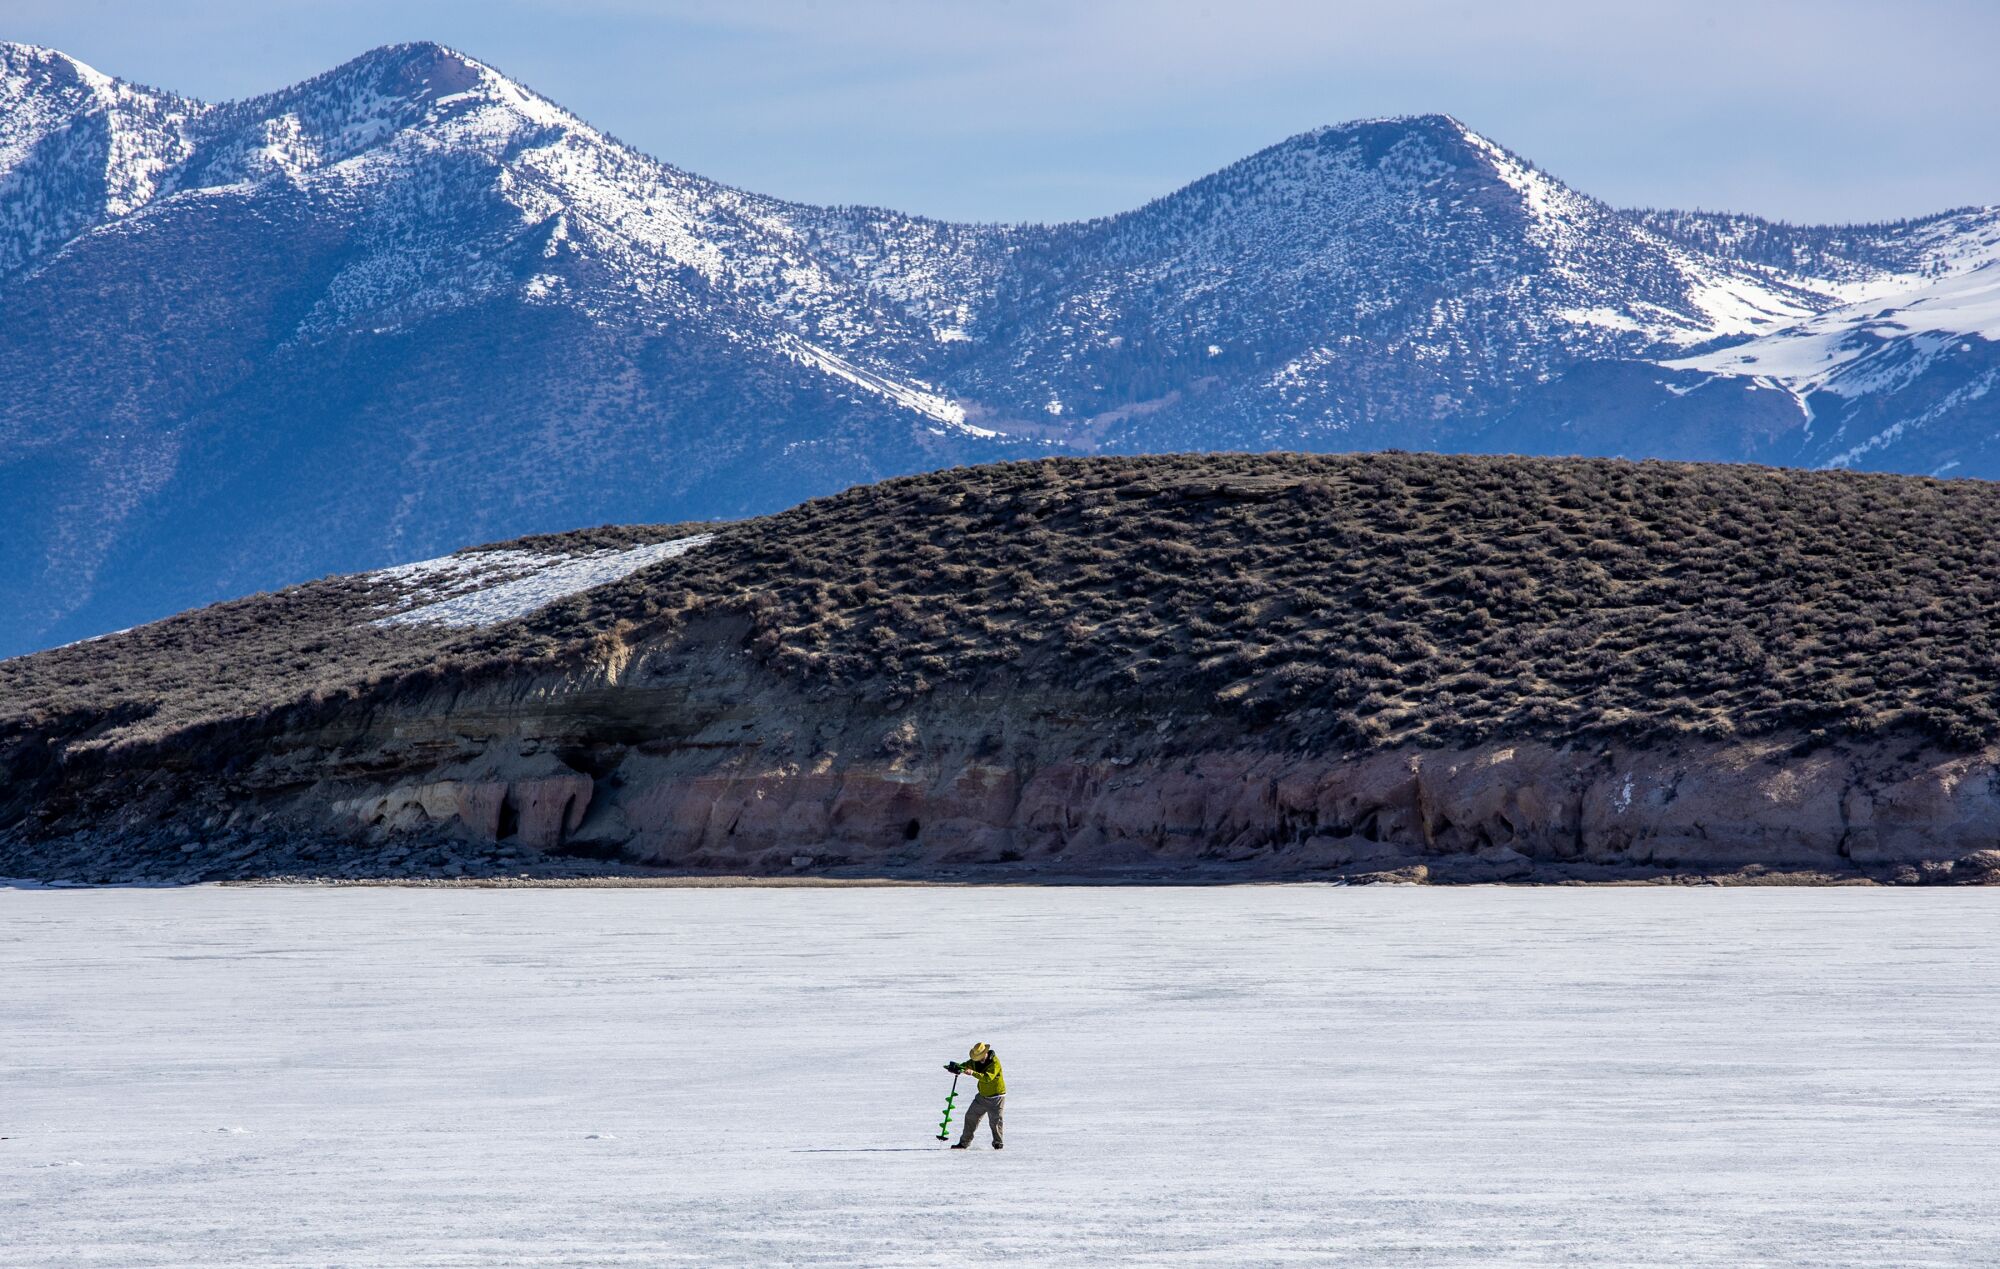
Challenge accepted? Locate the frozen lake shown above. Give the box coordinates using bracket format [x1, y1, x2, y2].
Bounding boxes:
[5, 885, 1998, 1267]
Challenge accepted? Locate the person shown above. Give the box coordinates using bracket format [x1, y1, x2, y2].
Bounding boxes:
[945, 1042, 1005, 1149]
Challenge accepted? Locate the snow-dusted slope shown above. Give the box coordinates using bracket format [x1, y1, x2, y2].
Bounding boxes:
[0, 42, 986, 424]
[1654, 209, 2000, 473]
[1670, 212, 2000, 393]
[4, 40, 1999, 657]
[0, 41, 1030, 657]
[945, 116, 1840, 447]
[0, 44, 198, 275]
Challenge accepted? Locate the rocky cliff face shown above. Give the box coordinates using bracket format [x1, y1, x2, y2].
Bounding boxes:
[294, 647, 2000, 883]
[9, 629, 1999, 885]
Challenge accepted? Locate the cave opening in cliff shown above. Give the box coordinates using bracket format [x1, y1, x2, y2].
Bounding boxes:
[496, 797, 519, 841]
[904, 818, 921, 841]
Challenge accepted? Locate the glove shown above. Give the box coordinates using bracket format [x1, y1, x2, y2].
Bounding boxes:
[945, 1062, 962, 1073]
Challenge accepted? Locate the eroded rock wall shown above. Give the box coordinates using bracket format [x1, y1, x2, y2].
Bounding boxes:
[204, 639, 2000, 883]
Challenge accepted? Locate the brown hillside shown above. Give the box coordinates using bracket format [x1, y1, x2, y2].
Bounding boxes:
[6, 451, 2000, 759]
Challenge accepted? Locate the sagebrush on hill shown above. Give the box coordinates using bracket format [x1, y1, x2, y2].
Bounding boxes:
[6, 453, 2000, 760]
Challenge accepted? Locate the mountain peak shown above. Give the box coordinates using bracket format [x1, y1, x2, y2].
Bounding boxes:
[1330, 111, 1469, 135]
[165, 39, 580, 188]
[1243, 111, 1527, 183]
[1284, 112, 1476, 149]
[0, 40, 117, 101]
[334, 40, 488, 89]
[280, 40, 503, 116]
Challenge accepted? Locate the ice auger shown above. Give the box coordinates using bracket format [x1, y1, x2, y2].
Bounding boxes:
[935, 1069, 961, 1141]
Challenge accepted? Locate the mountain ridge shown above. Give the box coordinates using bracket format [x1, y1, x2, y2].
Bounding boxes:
[3, 39, 1998, 656]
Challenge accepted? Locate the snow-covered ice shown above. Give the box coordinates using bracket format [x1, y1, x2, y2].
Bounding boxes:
[4, 886, 1999, 1266]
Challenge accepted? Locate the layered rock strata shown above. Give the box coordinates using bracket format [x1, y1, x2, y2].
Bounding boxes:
[9, 636, 1997, 884]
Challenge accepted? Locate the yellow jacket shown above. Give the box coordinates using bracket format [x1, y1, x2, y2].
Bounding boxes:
[956, 1057, 1005, 1096]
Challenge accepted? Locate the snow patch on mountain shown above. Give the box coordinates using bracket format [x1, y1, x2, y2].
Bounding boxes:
[1682, 274, 1817, 338]
[0, 44, 199, 272]
[1459, 125, 1589, 235]
[1669, 239, 2000, 397]
[1460, 120, 1821, 348]
[1818, 368, 2000, 471]
[781, 338, 994, 436]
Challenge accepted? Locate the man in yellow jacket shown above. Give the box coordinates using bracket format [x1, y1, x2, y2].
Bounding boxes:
[945, 1042, 1005, 1149]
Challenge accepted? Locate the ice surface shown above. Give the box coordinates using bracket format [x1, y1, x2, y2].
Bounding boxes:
[5, 887, 1999, 1266]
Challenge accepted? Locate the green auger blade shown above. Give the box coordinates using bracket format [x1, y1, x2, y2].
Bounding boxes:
[936, 1080, 960, 1140]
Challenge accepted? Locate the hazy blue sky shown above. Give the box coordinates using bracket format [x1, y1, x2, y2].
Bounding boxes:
[9, 0, 1997, 225]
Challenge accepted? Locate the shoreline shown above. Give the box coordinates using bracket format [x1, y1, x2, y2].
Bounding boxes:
[2, 867, 1902, 890]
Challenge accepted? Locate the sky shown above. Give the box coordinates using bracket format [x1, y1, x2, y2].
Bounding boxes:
[7, 0, 1998, 226]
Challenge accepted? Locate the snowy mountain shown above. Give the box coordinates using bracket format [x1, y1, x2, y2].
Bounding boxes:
[3, 40, 1998, 656]
[1660, 211, 2000, 474]
[1479, 207, 2000, 470]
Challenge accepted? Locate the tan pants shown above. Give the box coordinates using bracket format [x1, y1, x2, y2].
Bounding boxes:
[957, 1093, 1004, 1146]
